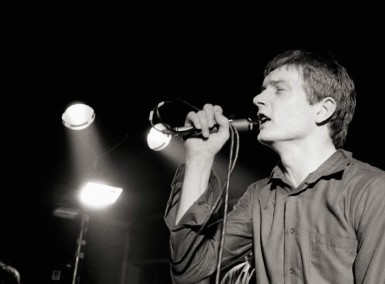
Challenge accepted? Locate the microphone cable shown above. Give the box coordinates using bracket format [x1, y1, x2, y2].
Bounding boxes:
[149, 97, 201, 138]
[215, 122, 239, 284]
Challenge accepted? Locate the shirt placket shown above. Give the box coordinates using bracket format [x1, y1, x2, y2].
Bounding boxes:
[284, 184, 308, 284]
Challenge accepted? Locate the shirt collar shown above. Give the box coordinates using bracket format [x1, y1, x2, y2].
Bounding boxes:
[268, 149, 353, 185]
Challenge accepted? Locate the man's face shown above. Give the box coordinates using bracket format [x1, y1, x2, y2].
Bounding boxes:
[253, 66, 318, 148]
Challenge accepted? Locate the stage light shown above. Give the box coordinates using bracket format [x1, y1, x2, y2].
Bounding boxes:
[147, 123, 172, 151]
[79, 182, 123, 208]
[62, 103, 95, 130]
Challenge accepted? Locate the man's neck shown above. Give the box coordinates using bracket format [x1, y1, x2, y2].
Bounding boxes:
[275, 142, 337, 188]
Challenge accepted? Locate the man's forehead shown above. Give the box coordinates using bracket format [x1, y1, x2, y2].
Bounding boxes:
[263, 66, 302, 85]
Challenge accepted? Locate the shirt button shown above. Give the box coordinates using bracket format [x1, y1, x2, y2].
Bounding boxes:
[289, 268, 295, 275]
[289, 228, 295, 233]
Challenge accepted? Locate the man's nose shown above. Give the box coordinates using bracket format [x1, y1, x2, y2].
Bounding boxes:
[253, 90, 266, 106]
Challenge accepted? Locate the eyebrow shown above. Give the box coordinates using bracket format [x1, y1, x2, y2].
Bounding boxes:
[262, 79, 290, 89]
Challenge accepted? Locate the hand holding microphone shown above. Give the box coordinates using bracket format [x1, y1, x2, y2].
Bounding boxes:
[149, 98, 258, 140]
[177, 117, 257, 139]
[181, 104, 233, 158]
[183, 104, 229, 139]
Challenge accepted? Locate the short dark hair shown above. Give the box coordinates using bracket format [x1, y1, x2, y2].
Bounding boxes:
[264, 49, 356, 148]
[0, 262, 20, 284]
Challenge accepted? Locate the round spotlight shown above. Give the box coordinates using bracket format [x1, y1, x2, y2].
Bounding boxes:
[62, 103, 95, 130]
[147, 123, 172, 151]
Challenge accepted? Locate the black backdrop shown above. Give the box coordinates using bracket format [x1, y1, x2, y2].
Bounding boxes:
[1, 2, 385, 283]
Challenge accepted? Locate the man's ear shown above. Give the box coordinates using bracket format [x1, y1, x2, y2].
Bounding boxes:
[315, 97, 336, 124]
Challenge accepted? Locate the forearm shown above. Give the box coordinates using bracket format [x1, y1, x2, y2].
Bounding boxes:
[175, 103, 230, 224]
[175, 155, 215, 224]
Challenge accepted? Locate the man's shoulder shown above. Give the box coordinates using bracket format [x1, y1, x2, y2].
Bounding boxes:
[349, 156, 385, 178]
[345, 156, 385, 196]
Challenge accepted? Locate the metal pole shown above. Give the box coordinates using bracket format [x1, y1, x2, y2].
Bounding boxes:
[72, 213, 88, 284]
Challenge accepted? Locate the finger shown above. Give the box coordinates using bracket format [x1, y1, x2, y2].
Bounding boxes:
[185, 111, 201, 129]
[197, 110, 210, 138]
[214, 109, 230, 129]
[213, 105, 223, 115]
[202, 104, 216, 128]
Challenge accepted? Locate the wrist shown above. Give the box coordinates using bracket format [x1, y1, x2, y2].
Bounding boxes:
[186, 153, 215, 168]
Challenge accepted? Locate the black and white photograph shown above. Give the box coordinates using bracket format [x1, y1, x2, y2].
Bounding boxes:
[1, 2, 385, 284]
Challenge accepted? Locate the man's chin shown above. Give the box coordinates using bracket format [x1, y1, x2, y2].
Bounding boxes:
[257, 136, 273, 147]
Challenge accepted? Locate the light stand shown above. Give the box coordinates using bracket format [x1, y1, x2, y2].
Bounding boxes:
[71, 182, 122, 283]
[72, 212, 89, 284]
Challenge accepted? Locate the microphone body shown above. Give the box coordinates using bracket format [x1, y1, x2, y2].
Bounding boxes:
[229, 118, 257, 132]
[174, 118, 258, 139]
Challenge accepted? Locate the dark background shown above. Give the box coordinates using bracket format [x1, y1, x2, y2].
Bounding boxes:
[1, 2, 385, 283]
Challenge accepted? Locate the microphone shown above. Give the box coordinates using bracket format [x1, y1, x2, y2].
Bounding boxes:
[173, 118, 258, 139]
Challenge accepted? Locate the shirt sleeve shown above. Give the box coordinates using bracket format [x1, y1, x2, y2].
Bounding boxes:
[163, 164, 224, 283]
[353, 174, 385, 283]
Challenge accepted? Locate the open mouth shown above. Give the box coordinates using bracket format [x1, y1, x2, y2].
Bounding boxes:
[258, 113, 270, 125]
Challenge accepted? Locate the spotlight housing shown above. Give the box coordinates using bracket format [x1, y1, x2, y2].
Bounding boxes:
[62, 103, 95, 130]
[147, 123, 172, 151]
